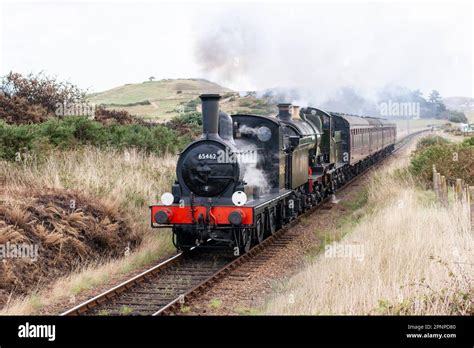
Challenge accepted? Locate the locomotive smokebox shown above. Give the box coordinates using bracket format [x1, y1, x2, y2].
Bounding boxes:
[277, 103, 292, 121]
[200, 94, 221, 139]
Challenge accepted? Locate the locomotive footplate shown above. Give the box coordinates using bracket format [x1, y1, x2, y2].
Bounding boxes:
[150, 190, 293, 229]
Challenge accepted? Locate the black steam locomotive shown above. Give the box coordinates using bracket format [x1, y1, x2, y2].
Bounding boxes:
[151, 94, 396, 254]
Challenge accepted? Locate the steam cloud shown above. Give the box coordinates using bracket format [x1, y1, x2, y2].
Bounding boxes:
[194, 3, 472, 107]
[236, 124, 271, 195]
[243, 164, 270, 196]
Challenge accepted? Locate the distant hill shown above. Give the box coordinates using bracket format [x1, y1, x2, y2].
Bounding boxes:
[88, 78, 232, 120]
[88, 78, 278, 120]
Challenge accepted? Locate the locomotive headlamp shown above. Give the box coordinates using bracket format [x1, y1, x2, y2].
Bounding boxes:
[229, 211, 244, 225]
[161, 192, 174, 206]
[232, 191, 247, 206]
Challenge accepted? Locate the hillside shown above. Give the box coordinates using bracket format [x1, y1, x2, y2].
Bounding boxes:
[88, 78, 232, 120]
[89, 78, 474, 123]
[89, 78, 278, 120]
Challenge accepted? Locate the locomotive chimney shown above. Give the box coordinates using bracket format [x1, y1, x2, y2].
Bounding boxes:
[277, 103, 292, 121]
[293, 105, 300, 119]
[200, 94, 221, 139]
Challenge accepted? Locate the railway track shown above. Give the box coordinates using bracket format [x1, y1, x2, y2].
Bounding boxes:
[61, 130, 426, 316]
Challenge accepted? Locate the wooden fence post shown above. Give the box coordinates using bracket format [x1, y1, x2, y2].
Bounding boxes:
[436, 173, 442, 201]
[440, 176, 448, 206]
[432, 165, 439, 198]
[470, 186, 474, 232]
[455, 179, 463, 202]
[435, 173, 441, 202]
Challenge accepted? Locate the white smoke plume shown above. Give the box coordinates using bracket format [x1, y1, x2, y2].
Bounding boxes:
[243, 164, 270, 196]
[236, 124, 271, 195]
[193, 2, 472, 104]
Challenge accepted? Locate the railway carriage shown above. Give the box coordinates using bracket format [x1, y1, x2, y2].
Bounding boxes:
[151, 94, 396, 254]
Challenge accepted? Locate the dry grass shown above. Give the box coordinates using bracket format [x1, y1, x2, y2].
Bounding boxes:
[0, 147, 177, 210]
[0, 147, 177, 314]
[0, 187, 141, 306]
[264, 140, 473, 315]
[0, 235, 167, 315]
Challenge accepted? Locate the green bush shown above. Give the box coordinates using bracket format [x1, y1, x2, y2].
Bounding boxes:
[415, 136, 450, 150]
[447, 111, 468, 124]
[69, 117, 107, 144]
[461, 136, 474, 147]
[409, 136, 474, 185]
[38, 118, 77, 147]
[106, 123, 182, 153]
[0, 116, 188, 161]
[0, 121, 39, 160]
[165, 112, 202, 139]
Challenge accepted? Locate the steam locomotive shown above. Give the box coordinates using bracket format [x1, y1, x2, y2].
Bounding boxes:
[151, 94, 396, 254]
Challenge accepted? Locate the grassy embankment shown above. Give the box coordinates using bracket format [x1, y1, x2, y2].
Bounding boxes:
[0, 147, 177, 314]
[263, 135, 473, 315]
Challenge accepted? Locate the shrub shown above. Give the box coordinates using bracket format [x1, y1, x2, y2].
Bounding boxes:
[0, 117, 187, 161]
[447, 111, 468, 124]
[166, 112, 202, 138]
[38, 118, 77, 148]
[0, 95, 50, 124]
[0, 71, 86, 124]
[409, 136, 474, 185]
[461, 136, 474, 147]
[69, 117, 106, 144]
[415, 136, 450, 150]
[0, 121, 39, 160]
[94, 106, 136, 125]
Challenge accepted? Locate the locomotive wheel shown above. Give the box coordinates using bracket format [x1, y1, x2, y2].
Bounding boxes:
[256, 218, 265, 243]
[268, 211, 276, 235]
[264, 211, 276, 236]
[240, 228, 252, 254]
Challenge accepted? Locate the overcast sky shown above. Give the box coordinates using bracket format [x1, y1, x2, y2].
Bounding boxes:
[1, 0, 473, 98]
